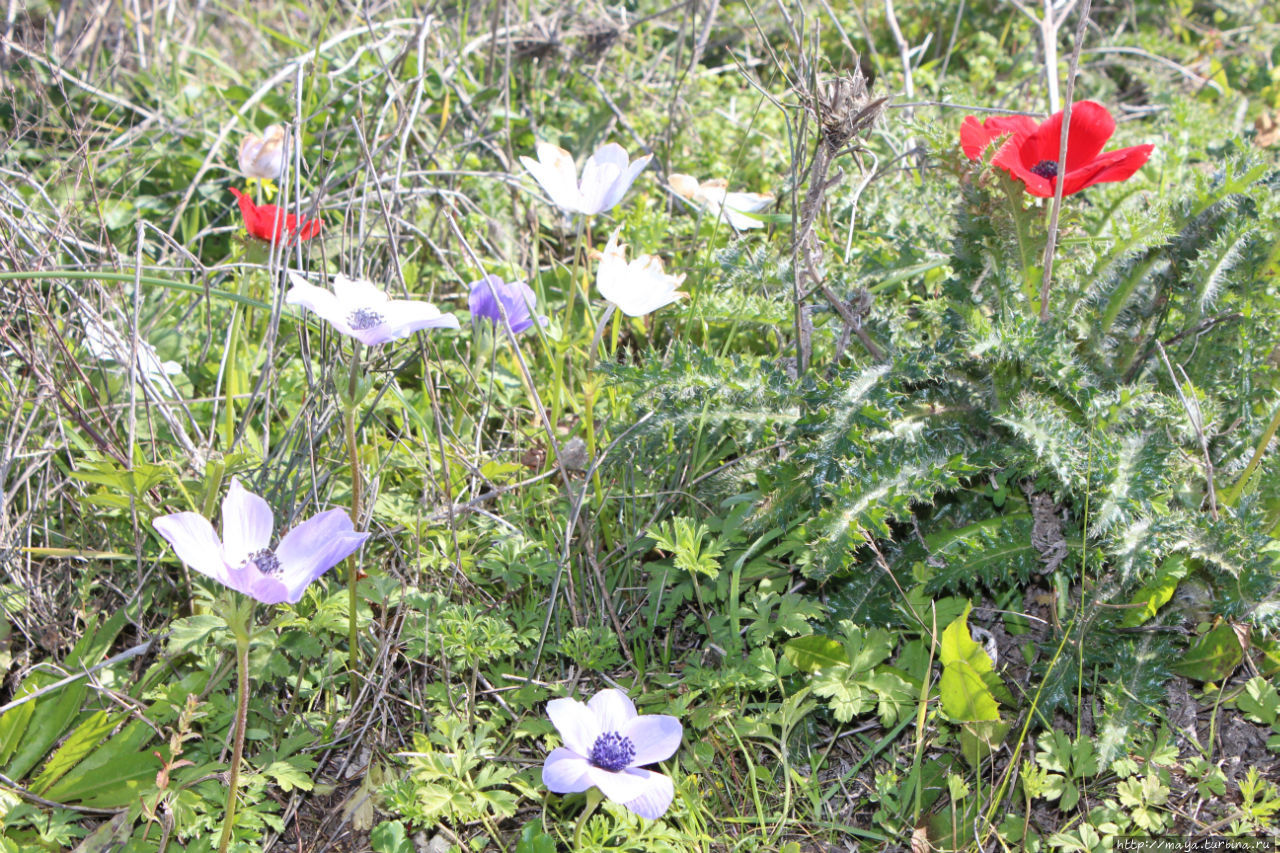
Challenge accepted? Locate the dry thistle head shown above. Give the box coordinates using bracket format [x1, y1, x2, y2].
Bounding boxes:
[811, 64, 888, 153]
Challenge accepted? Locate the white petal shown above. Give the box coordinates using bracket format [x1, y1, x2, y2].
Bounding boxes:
[597, 151, 651, 212]
[622, 714, 683, 766]
[667, 173, 700, 199]
[722, 192, 773, 230]
[542, 748, 594, 793]
[274, 509, 369, 603]
[331, 274, 388, 309]
[351, 300, 459, 346]
[587, 689, 638, 733]
[579, 145, 628, 214]
[586, 765, 652, 803]
[220, 480, 274, 565]
[546, 697, 600, 756]
[521, 144, 585, 214]
[285, 275, 356, 338]
[153, 512, 229, 587]
[622, 770, 675, 820]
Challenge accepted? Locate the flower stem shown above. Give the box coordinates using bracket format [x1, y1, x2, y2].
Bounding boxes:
[573, 788, 604, 849]
[217, 601, 253, 853]
[344, 343, 364, 672]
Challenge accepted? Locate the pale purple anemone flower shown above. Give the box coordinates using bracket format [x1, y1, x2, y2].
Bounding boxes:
[285, 272, 460, 346]
[153, 480, 369, 605]
[542, 688, 682, 820]
[467, 275, 547, 334]
[519, 142, 652, 216]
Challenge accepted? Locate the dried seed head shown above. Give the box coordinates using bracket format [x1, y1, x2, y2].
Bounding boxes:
[811, 64, 888, 152]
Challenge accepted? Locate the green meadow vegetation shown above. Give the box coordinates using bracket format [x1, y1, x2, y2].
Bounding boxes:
[2, 0, 1280, 850]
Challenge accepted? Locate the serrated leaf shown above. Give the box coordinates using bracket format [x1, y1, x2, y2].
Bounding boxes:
[1235, 677, 1280, 725]
[262, 759, 315, 793]
[30, 710, 119, 794]
[167, 614, 228, 654]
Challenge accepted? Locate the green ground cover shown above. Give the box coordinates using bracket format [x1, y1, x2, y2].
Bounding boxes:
[2, 1, 1280, 850]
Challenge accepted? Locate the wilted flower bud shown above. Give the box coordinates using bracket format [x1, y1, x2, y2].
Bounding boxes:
[238, 124, 287, 180]
[810, 65, 888, 153]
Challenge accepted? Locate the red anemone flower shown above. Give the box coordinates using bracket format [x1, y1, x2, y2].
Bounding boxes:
[959, 101, 1153, 198]
[229, 187, 322, 244]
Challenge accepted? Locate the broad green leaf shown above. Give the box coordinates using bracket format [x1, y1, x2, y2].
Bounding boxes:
[1172, 622, 1243, 682]
[31, 710, 119, 794]
[1121, 554, 1188, 628]
[5, 610, 126, 780]
[783, 635, 847, 673]
[940, 660, 1000, 722]
[939, 605, 1001, 722]
[41, 719, 156, 806]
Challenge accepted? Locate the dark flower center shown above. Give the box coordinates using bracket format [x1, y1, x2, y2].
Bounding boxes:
[347, 308, 384, 331]
[241, 548, 281, 575]
[588, 732, 635, 772]
[1030, 159, 1059, 179]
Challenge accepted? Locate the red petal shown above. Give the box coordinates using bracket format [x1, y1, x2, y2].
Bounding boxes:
[294, 217, 322, 241]
[991, 138, 1054, 196]
[1059, 143, 1154, 195]
[959, 114, 1039, 160]
[1022, 100, 1115, 170]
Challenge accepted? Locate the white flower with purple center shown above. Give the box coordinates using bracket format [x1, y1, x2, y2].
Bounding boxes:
[153, 480, 369, 605]
[467, 274, 547, 334]
[285, 272, 460, 347]
[519, 142, 652, 216]
[542, 688, 682, 820]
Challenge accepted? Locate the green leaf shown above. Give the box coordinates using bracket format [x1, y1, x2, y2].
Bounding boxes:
[783, 635, 847, 673]
[1172, 622, 1243, 682]
[261, 758, 316, 793]
[1235, 677, 1280, 726]
[938, 605, 1001, 722]
[514, 820, 557, 853]
[370, 821, 414, 853]
[1121, 554, 1189, 628]
[167, 614, 228, 654]
[30, 710, 120, 794]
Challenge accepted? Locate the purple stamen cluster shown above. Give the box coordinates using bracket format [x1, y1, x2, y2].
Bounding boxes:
[1030, 159, 1059, 179]
[347, 308, 384, 330]
[243, 548, 280, 575]
[588, 732, 635, 772]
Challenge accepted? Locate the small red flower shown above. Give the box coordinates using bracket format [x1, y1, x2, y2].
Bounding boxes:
[959, 101, 1154, 198]
[228, 187, 322, 244]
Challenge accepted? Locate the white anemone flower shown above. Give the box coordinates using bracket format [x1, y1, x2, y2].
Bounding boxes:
[153, 479, 368, 605]
[542, 688, 682, 820]
[83, 312, 182, 394]
[285, 272, 460, 346]
[595, 231, 686, 317]
[238, 124, 287, 181]
[520, 142, 652, 216]
[668, 173, 774, 230]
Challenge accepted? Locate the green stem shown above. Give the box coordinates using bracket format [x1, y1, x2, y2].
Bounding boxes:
[1003, 181, 1038, 313]
[573, 788, 604, 849]
[344, 344, 364, 671]
[548, 223, 587, 450]
[217, 603, 253, 853]
[1222, 401, 1280, 508]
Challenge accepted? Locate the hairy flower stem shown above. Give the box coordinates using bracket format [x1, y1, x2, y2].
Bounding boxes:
[217, 601, 253, 853]
[573, 787, 604, 848]
[344, 344, 364, 671]
[548, 223, 588, 449]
